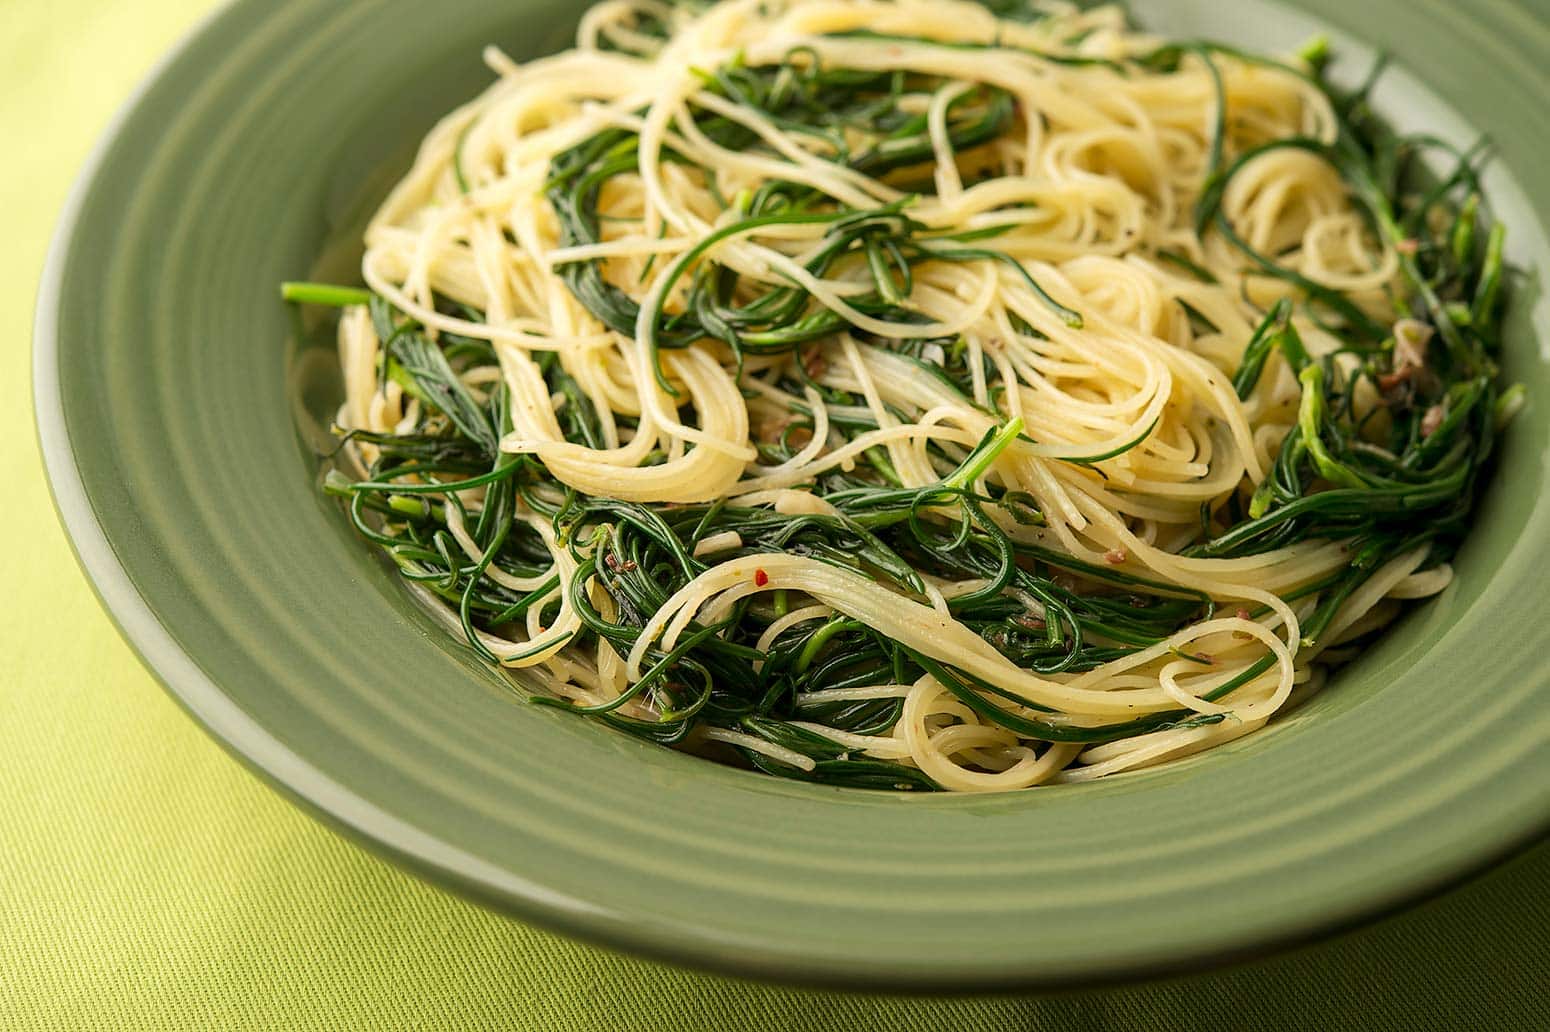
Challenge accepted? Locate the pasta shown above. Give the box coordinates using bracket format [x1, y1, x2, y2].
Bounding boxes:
[287, 0, 1515, 792]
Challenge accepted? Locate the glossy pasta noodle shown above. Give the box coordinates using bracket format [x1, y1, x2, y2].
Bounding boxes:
[290, 0, 1515, 791]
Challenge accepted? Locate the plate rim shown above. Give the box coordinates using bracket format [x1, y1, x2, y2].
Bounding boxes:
[30, 0, 1550, 991]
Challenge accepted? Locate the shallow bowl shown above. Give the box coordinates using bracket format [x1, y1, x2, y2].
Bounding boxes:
[35, 0, 1550, 989]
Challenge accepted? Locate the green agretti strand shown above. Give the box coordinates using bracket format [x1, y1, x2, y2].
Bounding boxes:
[283, 14, 1516, 790]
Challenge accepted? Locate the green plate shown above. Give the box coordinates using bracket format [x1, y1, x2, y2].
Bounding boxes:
[34, 0, 1550, 990]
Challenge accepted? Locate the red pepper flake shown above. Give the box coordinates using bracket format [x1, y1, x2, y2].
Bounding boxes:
[1235, 608, 1252, 622]
[1376, 368, 1414, 393]
[754, 569, 769, 587]
[1395, 238, 1420, 255]
[1104, 548, 1127, 565]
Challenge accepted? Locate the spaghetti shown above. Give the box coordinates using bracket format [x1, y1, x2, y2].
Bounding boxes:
[285, 0, 1515, 792]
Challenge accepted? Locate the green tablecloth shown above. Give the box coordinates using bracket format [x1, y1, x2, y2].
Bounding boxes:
[4, 2, 1545, 1028]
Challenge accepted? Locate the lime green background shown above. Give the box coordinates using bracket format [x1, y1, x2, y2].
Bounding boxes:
[4, 1, 1547, 1028]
